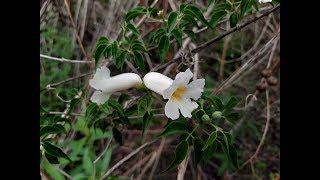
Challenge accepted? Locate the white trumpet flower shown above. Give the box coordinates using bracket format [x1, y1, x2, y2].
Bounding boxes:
[143, 69, 205, 120]
[89, 66, 142, 105]
[258, 0, 272, 3]
[143, 72, 173, 96]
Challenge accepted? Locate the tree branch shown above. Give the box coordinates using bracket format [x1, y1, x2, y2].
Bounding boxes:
[93, 137, 113, 180]
[151, 4, 280, 72]
[191, 4, 280, 54]
[101, 139, 157, 179]
[63, 0, 89, 58]
[212, 31, 279, 96]
[40, 54, 93, 64]
[236, 87, 271, 171]
[40, 72, 92, 92]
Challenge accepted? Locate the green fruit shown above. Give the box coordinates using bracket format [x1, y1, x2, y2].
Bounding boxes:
[212, 111, 222, 119]
[202, 114, 210, 122]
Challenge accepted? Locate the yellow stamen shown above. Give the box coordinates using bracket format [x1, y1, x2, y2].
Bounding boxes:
[171, 86, 186, 101]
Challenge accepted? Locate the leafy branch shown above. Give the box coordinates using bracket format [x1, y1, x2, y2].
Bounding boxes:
[151, 4, 280, 72]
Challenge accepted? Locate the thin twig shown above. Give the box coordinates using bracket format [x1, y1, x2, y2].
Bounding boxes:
[123, 153, 153, 176]
[177, 150, 191, 180]
[54, 165, 74, 180]
[148, 138, 166, 180]
[236, 87, 271, 171]
[267, 32, 280, 69]
[191, 4, 280, 54]
[101, 139, 158, 179]
[40, 54, 93, 64]
[151, 4, 280, 72]
[147, 7, 273, 52]
[125, 0, 160, 37]
[40, 72, 92, 92]
[219, 19, 231, 81]
[228, 14, 272, 63]
[93, 137, 113, 180]
[125, 60, 140, 75]
[212, 32, 279, 96]
[63, 0, 88, 58]
[136, 152, 158, 179]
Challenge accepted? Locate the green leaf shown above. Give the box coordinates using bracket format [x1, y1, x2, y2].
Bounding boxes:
[115, 50, 128, 70]
[97, 145, 116, 176]
[179, 4, 186, 11]
[41, 160, 64, 179]
[111, 41, 118, 58]
[40, 124, 66, 137]
[158, 35, 170, 61]
[184, 5, 213, 29]
[104, 45, 112, 58]
[149, 7, 159, 17]
[272, 0, 280, 5]
[133, 51, 146, 71]
[112, 127, 123, 145]
[42, 141, 71, 161]
[142, 111, 153, 134]
[214, 2, 232, 11]
[125, 104, 138, 116]
[83, 148, 93, 174]
[85, 103, 98, 121]
[162, 140, 189, 173]
[193, 137, 204, 166]
[97, 36, 109, 45]
[95, 36, 109, 65]
[152, 28, 166, 43]
[45, 152, 59, 164]
[157, 121, 188, 138]
[202, 141, 217, 162]
[168, 12, 178, 32]
[203, 95, 224, 111]
[108, 99, 125, 117]
[209, 10, 227, 28]
[240, 0, 255, 17]
[229, 12, 239, 28]
[132, 43, 147, 52]
[224, 112, 240, 122]
[225, 97, 239, 109]
[181, 14, 200, 28]
[183, 29, 195, 40]
[171, 29, 182, 47]
[126, 23, 140, 35]
[54, 117, 72, 127]
[218, 131, 230, 153]
[40, 105, 48, 114]
[202, 131, 217, 151]
[125, 7, 147, 22]
[118, 93, 130, 104]
[228, 145, 238, 168]
[137, 96, 152, 114]
[208, 0, 216, 7]
[95, 44, 108, 66]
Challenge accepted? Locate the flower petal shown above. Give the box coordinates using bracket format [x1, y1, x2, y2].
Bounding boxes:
[185, 79, 205, 100]
[90, 72, 142, 92]
[175, 68, 193, 84]
[143, 72, 173, 96]
[90, 91, 111, 105]
[89, 66, 111, 90]
[93, 66, 110, 80]
[177, 98, 198, 118]
[163, 77, 185, 99]
[165, 99, 180, 120]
